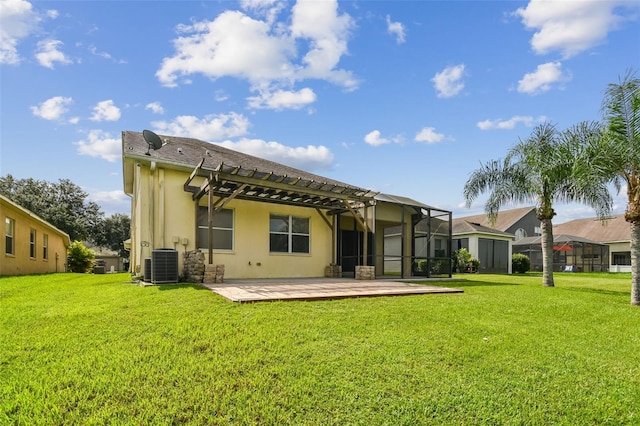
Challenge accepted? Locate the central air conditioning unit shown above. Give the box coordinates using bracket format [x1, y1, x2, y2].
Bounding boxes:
[144, 258, 152, 282]
[151, 249, 179, 284]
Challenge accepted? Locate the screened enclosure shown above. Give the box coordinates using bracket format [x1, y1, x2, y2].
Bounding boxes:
[513, 234, 609, 272]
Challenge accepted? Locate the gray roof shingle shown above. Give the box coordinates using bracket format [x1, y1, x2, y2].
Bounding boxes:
[122, 130, 364, 191]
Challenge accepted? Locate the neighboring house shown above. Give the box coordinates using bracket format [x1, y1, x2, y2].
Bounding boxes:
[513, 234, 609, 272]
[88, 245, 125, 272]
[451, 220, 514, 274]
[1, 194, 70, 276]
[552, 215, 631, 272]
[122, 131, 452, 281]
[450, 206, 537, 274]
[454, 206, 539, 241]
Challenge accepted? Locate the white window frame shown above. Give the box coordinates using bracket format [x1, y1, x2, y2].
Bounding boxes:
[5, 217, 15, 255]
[269, 214, 310, 254]
[43, 234, 49, 260]
[29, 228, 36, 259]
[197, 207, 234, 251]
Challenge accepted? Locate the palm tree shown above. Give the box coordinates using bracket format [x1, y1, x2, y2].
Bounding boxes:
[463, 122, 612, 287]
[590, 71, 640, 305]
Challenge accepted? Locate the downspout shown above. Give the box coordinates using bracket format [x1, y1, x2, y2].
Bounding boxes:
[158, 168, 165, 248]
[149, 161, 156, 251]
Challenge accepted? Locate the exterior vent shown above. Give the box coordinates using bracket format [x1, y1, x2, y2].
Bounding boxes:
[151, 249, 179, 284]
[144, 258, 152, 282]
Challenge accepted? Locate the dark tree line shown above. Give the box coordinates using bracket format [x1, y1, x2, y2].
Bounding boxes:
[0, 175, 130, 257]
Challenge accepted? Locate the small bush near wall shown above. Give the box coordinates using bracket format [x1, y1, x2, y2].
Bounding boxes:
[512, 253, 531, 274]
[67, 241, 95, 273]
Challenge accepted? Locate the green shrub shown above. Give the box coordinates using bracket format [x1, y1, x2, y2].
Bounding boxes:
[67, 241, 95, 273]
[470, 257, 480, 272]
[454, 248, 473, 272]
[512, 253, 531, 273]
[431, 259, 450, 275]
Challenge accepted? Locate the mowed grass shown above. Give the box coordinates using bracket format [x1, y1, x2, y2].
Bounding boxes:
[1, 273, 639, 425]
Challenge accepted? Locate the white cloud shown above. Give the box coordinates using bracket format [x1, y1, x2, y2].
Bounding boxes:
[514, 0, 637, 58]
[217, 138, 334, 171]
[214, 90, 229, 102]
[89, 189, 129, 205]
[386, 15, 406, 44]
[156, 0, 357, 108]
[517, 61, 571, 95]
[88, 45, 111, 60]
[414, 127, 446, 144]
[87, 189, 130, 215]
[35, 39, 72, 68]
[432, 64, 466, 98]
[290, 0, 355, 86]
[247, 87, 316, 110]
[364, 130, 388, 147]
[363, 130, 403, 147]
[90, 100, 121, 122]
[74, 129, 121, 162]
[240, 0, 285, 24]
[0, 0, 40, 64]
[151, 112, 250, 141]
[477, 115, 547, 130]
[145, 102, 165, 115]
[157, 10, 296, 87]
[30, 95, 72, 120]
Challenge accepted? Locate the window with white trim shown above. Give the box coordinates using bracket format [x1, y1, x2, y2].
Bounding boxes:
[5, 217, 14, 255]
[43, 234, 49, 260]
[29, 228, 36, 258]
[197, 207, 234, 250]
[269, 214, 310, 254]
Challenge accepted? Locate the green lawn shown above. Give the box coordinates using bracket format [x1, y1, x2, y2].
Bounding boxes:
[1, 272, 639, 425]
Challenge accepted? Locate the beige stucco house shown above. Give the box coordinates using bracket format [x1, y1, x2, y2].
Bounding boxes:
[1, 194, 70, 276]
[552, 215, 631, 272]
[451, 220, 514, 274]
[122, 131, 452, 281]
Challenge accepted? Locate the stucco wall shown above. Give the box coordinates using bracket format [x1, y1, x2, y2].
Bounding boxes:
[130, 163, 333, 279]
[1, 201, 69, 276]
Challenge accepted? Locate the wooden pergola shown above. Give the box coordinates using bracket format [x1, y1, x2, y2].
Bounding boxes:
[183, 158, 378, 265]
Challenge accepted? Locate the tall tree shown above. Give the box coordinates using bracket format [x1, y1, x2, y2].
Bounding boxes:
[0, 175, 104, 242]
[463, 122, 612, 287]
[93, 213, 131, 258]
[588, 71, 640, 305]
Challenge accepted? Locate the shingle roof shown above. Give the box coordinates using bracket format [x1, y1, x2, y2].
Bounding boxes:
[553, 215, 630, 243]
[374, 193, 445, 212]
[0, 194, 71, 246]
[122, 130, 364, 191]
[452, 220, 513, 237]
[513, 234, 603, 246]
[455, 206, 536, 232]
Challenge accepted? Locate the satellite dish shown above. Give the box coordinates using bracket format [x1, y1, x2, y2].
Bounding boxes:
[142, 130, 163, 155]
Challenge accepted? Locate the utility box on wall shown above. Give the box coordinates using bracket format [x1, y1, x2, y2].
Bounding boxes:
[151, 249, 179, 284]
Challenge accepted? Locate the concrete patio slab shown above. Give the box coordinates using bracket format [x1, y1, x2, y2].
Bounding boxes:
[201, 278, 463, 302]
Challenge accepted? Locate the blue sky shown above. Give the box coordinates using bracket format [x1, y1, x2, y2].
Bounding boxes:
[1, 0, 639, 223]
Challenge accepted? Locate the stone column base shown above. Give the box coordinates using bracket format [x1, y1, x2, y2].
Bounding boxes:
[204, 264, 225, 284]
[325, 264, 342, 278]
[355, 265, 375, 280]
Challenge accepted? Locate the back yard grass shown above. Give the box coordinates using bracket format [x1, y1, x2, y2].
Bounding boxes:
[1, 272, 639, 425]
